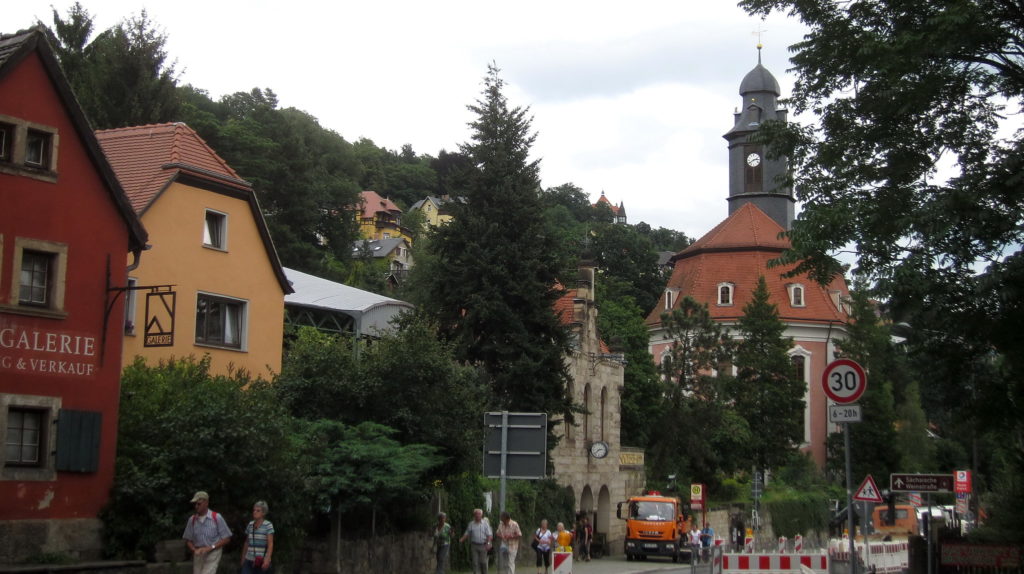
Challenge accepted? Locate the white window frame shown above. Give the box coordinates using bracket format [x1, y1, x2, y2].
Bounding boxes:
[5, 237, 69, 317]
[717, 282, 734, 306]
[1, 394, 60, 482]
[203, 209, 228, 251]
[788, 346, 813, 446]
[664, 289, 676, 310]
[788, 283, 806, 307]
[194, 292, 248, 351]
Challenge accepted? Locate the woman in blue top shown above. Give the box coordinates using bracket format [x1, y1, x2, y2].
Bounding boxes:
[241, 500, 275, 573]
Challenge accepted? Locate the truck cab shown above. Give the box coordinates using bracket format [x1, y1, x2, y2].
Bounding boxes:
[617, 492, 688, 562]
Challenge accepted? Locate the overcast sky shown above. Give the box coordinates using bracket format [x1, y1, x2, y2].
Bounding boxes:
[11, 1, 809, 240]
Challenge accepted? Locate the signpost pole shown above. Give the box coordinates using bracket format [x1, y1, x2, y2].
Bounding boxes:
[845, 422, 855, 574]
[499, 411, 508, 514]
[863, 500, 871, 571]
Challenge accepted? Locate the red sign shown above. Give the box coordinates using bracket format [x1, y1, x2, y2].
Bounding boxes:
[955, 470, 972, 493]
[822, 359, 867, 404]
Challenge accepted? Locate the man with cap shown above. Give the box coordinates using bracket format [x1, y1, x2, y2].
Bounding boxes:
[182, 491, 232, 574]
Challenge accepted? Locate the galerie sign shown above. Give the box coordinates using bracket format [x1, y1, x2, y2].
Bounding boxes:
[0, 324, 98, 377]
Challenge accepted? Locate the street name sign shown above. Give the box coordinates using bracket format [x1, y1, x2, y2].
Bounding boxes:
[853, 475, 884, 503]
[890, 473, 954, 493]
[829, 404, 862, 423]
[822, 359, 867, 404]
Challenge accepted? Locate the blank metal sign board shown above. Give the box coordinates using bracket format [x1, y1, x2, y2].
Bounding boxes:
[483, 412, 547, 479]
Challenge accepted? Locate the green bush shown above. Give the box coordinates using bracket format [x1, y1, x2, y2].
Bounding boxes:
[102, 357, 307, 560]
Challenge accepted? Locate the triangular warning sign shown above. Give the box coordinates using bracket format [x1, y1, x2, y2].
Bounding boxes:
[854, 474, 884, 503]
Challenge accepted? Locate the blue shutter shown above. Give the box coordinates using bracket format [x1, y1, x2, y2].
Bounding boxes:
[55, 409, 101, 472]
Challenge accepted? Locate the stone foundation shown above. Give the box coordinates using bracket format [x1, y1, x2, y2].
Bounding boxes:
[0, 518, 103, 563]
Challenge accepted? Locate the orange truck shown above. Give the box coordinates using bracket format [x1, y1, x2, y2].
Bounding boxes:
[617, 491, 689, 562]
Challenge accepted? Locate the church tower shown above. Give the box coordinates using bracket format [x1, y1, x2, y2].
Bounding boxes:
[647, 48, 850, 469]
[723, 46, 795, 230]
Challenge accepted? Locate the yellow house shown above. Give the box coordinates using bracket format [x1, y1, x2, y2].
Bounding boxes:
[356, 190, 414, 242]
[97, 123, 292, 377]
[409, 195, 461, 227]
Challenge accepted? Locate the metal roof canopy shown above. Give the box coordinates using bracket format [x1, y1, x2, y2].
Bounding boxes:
[283, 267, 414, 337]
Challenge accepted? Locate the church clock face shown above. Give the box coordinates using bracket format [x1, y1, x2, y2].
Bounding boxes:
[589, 441, 609, 459]
[746, 152, 761, 167]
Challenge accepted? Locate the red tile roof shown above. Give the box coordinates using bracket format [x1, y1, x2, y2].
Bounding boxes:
[360, 190, 402, 219]
[593, 192, 623, 215]
[648, 203, 849, 326]
[96, 123, 250, 214]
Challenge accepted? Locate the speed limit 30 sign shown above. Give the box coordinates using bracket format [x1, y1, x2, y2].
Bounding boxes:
[822, 359, 867, 404]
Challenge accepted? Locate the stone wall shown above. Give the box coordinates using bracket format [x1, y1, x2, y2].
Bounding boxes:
[0, 518, 103, 563]
[295, 532, 434, 574]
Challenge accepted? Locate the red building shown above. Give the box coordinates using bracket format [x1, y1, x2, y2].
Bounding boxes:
[0, 28, 147, 561]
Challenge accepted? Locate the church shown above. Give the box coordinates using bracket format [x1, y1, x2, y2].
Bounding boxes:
[646, 50, 851, 468]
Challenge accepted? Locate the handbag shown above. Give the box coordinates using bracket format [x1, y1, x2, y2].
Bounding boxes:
[531, 528, 540, 551]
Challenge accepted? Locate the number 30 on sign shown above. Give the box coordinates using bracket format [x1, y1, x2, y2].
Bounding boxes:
[822, 359, 867, 404]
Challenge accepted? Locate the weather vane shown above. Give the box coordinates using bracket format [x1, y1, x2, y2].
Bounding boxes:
[752, 22, 767, 62]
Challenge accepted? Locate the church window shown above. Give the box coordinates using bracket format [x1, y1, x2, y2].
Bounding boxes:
[717, 283, 734, 306]
[788, 284, 805, 307]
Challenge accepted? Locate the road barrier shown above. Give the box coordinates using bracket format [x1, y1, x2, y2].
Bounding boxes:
[723, 553, 830, 574]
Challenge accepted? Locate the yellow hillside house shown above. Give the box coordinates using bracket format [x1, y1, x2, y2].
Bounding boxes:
[97, 123, 293, 378]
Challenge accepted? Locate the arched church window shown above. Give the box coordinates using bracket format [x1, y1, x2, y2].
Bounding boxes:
[718, 283, 734, 306]
[788, 284, 805, 307]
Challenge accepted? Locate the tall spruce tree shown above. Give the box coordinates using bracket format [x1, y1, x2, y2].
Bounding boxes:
[419, 64, 573, 418]
[652, 297, 745, 483]
[731, 276, 806, 471]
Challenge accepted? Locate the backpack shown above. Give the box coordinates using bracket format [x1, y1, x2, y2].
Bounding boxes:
[192, 510, 220, 528]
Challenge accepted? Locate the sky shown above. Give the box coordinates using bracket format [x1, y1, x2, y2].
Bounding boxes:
[11, 1, 810, 240]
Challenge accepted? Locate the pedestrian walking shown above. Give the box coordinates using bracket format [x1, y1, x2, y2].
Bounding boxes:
[460, 508, 493, 574]
[182, 491, 232, 574]
[433, 512, 452, 574]
[240, 500, 274, 573]
[496, 511, 522, 573]
[532, 519, 555, 574]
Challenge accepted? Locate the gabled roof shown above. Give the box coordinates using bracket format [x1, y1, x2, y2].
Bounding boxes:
[0, 27, 147, 252]
[96, 122, 291, 293]
[648, 202, 849, 327]
[359, 190, 402, 219]
[593, 191, 624, 215]
[95, 123, 248, 214]
[352, 237, 409, 258]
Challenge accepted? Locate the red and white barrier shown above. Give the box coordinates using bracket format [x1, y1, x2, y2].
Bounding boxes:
[778, 537, 788, 553]
[829, 541, 909, 574]
[744, 536, 755, 553]
[723, 553, 829, 574]
[794, 535, 803, 553]
[553, 551, 573, 574]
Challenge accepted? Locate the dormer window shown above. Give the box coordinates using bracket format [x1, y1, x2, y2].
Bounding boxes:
[788, 284, 805, 307]
[664, 289, 676, 310]
[718, 283, 734, 306]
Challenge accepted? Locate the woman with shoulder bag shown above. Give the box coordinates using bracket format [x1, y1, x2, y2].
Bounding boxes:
[532, 519, 555, 574]
[241, 501, 274, 573]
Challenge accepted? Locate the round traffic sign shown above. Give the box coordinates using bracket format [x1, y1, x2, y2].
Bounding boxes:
[822, 359, 867, 404]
